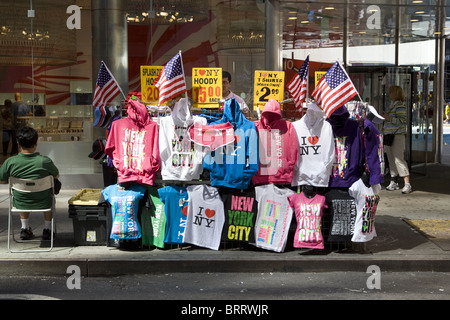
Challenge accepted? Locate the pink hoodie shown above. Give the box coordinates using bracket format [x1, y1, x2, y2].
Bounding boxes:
[105, 100, 160, 186]
[252, 99, 299, 185]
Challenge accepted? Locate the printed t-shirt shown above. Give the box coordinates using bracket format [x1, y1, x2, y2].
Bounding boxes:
[349, 179, 381, 242]
[288, 192, 327, 249]
[141, 186, 166, 248]
[184, 184, 225, 250]
[254, 184, 295, 252]
[325, 189, 356, 242]
[102, 184, 146, 239]
[158, 185, 188, 245]
[220, 188, 258, 244]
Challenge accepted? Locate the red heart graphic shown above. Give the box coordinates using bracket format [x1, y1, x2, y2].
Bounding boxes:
[199, 69, 206, 76]
[181, 206, 188, 217]
[308, 136, 319, 145]
[205, 209, 215, 218]
[262, 73, 267, 77]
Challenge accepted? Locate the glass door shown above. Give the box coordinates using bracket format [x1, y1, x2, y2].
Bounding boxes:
[409, 67, 434, 175]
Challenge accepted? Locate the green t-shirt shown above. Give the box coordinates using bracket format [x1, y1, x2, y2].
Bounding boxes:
[141, 186, 166, 248]
[0, 152, 59, 209]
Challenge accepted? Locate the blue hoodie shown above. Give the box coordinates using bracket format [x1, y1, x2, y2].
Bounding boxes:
[203, 98, 259, 189]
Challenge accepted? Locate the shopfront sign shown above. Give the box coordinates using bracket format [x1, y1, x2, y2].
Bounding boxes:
[140, 66, 163, 104]
[315, 71, 327, 87]
[192, 68, 222, 108]
[253, 70, 285, 110]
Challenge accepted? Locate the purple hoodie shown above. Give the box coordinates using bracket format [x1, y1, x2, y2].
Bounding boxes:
[363, 119, 385, 185]
[326, 106, 363, 188]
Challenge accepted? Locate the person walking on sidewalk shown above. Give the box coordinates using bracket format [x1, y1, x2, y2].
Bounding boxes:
[0, 126, 59, 240]
[382, 85, 412, 194]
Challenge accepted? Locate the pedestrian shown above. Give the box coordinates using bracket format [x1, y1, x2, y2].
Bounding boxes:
[222, 71, 251, 117]
[10, 93, 31, 155]
[445, 103, 450, 124]
[2, 100, 14, 156]
[382, 85, 412, 194]
[0, 126, 59, 240]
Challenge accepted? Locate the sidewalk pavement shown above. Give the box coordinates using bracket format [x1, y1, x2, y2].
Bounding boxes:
[0, 163, 450, 277]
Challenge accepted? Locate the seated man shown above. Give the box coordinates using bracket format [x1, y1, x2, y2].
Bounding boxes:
[0, 126, 59, 240]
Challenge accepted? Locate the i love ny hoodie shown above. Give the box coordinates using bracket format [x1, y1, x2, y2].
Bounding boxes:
[203, 98, 259, 189]
[105, 100, 160, 186]
[252, 99, 299, 185]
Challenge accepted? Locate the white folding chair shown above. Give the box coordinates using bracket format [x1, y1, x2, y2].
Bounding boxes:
[8, 176, 56, 253]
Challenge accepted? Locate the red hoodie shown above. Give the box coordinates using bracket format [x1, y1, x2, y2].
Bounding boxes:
[105, 100, 160, 185]
[252, 99, 299, 185]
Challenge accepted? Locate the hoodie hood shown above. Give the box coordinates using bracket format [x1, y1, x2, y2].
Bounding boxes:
[222, 98, 247, 129]
[326, 105, 349, 128]
[172, 97, 192, 126]
[260, 99, 282, 129]
[303, 102, 326, 128]
[127, 100, 151, 127]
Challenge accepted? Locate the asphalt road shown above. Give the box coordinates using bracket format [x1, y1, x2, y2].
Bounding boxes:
[0, 272, 449, 301]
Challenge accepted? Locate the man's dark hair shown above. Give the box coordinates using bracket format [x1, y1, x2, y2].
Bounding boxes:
[16, 126, 38, 149]
[222, 71, 231, 82]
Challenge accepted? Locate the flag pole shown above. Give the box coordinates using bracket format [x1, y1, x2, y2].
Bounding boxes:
[337, 60, 362, 102]
[178, 50, 188, 102]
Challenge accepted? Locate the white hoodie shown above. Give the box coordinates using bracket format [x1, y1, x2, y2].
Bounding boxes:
[159, 98, 207, 181]
[291, 102, 335, 187]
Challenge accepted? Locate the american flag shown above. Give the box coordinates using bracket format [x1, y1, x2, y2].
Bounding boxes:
[312, 61, 358, 117]
[155, 52, 187, 106]
[93, 61, 122, 107]
[287, 56, 309, 110]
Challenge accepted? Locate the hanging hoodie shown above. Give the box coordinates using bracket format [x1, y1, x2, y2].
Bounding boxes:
[291, 102, 335, 187]
[105, 100, 160, 186]
[252, 99, 299, 185]
[326, 106, 363, 188]
[203, 98, 259, 190]
[159, 98, 207, 181]
[363, 119, 385, 186]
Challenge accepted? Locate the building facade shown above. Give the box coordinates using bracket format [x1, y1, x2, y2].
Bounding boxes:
[0, 0, 448, 186]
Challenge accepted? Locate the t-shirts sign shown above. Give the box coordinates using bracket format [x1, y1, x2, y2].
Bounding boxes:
[192, 67, 222, 108]
[140, 66, 163, 103]
[253, 70, 284, 110]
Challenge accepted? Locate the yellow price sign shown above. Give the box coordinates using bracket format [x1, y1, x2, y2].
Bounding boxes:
[192, 67, 222, 108]
[315, 71, 326, 87]
[253, 70, 285, 109]
[141, 66, 163, 103]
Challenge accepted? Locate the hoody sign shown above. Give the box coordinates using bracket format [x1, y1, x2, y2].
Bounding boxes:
[253, 70, 284, 110]
[192, 67, 222, 108]
[141, 66, 163, 103]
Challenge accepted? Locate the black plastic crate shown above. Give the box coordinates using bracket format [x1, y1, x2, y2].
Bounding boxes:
[69, 205, 107, 246]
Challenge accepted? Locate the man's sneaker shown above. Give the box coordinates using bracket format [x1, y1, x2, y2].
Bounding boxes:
[402, 184, 413, 194]
[42, 229, 53, 241]
[386, 181, 399, 191]
[20, 227, 34, 240]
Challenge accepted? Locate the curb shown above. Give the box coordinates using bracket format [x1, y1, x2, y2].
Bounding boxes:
[2, 256, 450, 277]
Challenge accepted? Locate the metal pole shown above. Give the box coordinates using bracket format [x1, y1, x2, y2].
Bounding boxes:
[265, 0, 282, 71]
[92, 0, 128, 99]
